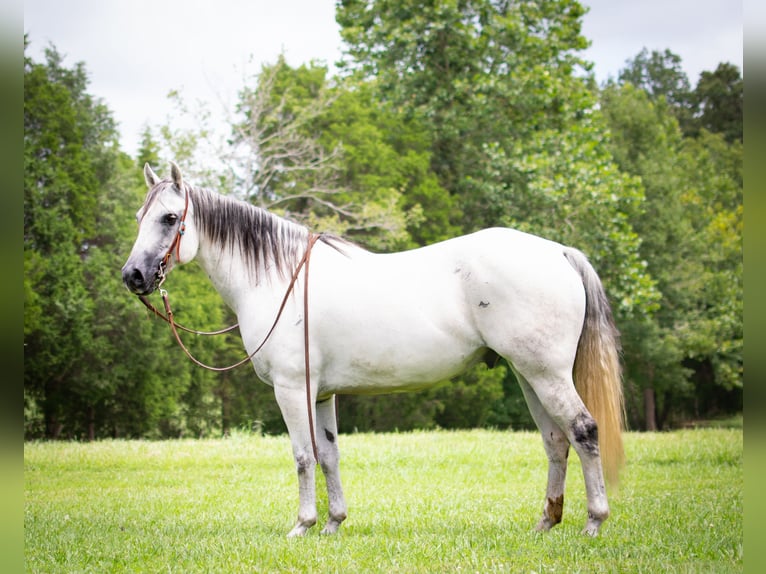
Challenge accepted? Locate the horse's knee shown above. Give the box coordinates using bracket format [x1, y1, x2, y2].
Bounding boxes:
[295, 451, 316, 475]
[571, 412, 599, 456]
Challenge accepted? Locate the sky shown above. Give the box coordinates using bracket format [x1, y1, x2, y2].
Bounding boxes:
[24, 0, 743, 158]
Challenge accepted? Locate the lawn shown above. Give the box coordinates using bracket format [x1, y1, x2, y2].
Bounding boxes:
[24, 428, 742, 573]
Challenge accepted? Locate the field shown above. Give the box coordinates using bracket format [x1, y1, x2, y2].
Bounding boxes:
[24, 428, 742, 573]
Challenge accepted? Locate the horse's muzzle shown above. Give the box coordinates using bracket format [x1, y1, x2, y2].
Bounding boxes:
[121, 263, 157, 296]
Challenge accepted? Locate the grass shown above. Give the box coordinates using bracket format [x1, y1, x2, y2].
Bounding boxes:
[25, 429, 742, 573]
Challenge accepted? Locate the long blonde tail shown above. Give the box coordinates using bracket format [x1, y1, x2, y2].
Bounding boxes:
[564, 248, 625, 486]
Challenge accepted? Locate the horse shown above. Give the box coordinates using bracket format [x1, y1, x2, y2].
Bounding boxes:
[122, 162, 625, 537]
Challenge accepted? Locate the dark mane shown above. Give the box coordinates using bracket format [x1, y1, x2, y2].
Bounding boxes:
[191, 185, 310, 282]
[142, 180, 350, 283]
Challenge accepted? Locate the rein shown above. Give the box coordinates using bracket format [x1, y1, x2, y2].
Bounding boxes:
[138, 194, 321, 460]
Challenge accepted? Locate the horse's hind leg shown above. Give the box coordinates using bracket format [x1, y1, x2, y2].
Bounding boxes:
[316, 396, 347, 534]
[518, 369, 610, 536]
[517, 374, 570, 531]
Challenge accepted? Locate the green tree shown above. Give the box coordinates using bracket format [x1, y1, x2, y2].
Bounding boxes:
[617, 49, 743, 145]
[227, 58, 458, 250]
[617, 48, 693, 129]
[24, 43, 117, 437]
[337, 0, 657, 315]
[691, 62, 743, 143]
[600, 82, 742, 428]
[431, 363, 507, 429]
[137, 124, 161, 168]
[24, 44, 218, 439]
[338, 0, 594, 226]
[159, 57, 455, 252]
[313, 73, 460, 248]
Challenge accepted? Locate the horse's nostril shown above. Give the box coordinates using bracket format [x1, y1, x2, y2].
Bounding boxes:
[123, 267, 144, 290]
[131, 269, 145, 289]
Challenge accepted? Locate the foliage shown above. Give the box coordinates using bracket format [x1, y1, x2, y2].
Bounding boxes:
[25, 429, 743, 572]
[618, 48, 743, 144]
[600, 79, 742, 429]
[160, 57, 456, 252]
[692, 62, 743, 143]
[333, 0, 667, 431]
[24, 43, 118, 438]
[336, 0, 657, 320]
[617, 48, 694, 133]
[431, 362, 507, 429]
[24, 8, 743, 438]
[24, 46, 221, 439]
[337, 0, 593, 223]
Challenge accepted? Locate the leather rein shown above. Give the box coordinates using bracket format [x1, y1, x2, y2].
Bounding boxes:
[136, 186, 321, 460]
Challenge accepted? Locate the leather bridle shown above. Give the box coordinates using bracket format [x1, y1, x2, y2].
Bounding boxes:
[157, 183, 190, 289]
[135, 184, 322, 460]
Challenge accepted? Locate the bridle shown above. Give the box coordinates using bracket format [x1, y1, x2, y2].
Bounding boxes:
[157, 183, 190, 289]
[136, 184, 322, 460]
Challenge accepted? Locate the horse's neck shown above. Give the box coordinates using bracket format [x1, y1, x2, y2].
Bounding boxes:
[194, 223, 304, 315]
[195, 245, 244, 310]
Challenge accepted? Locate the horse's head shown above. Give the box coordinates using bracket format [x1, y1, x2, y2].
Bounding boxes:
[121, 162, 200, 295]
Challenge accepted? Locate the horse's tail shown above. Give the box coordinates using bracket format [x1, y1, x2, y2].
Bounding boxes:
[564, 248, 625, 486]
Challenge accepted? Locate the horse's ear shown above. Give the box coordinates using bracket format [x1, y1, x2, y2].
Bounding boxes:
[144, 163, 161, 188]
[170, 161, 184, 191]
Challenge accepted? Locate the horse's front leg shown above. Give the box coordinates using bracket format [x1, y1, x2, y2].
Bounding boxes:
[274, 384, 318, 537]
[316, 396, 347, 534]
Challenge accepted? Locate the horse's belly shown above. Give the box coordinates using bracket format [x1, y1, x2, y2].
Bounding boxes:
[315, 297, 485, 397]
[320, 338, 486, 397]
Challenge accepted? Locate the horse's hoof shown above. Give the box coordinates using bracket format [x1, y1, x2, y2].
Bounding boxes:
[534, 518, 553, 532]
[581, 520, 601, 536]
[320, 512, 346, 535]
[287, 520, 315, 538]
[582, 510, 607, 536]
[287, 526, 307, 538]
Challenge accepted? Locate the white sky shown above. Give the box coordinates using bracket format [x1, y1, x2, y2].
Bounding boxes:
[24, 0, 743, 158]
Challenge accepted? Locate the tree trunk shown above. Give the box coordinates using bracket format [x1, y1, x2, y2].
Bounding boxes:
[644, 387, 657, 431]
[220, 374, 231, 438]
[87, 406, 95, 441]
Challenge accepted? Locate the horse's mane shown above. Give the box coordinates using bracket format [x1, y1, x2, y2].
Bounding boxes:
[144, 180, 350, 283]
[194, 185, 312, 281]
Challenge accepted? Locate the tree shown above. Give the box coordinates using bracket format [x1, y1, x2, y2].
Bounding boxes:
[161, 57, 450, 252]
[617, 48, 692, 113]
[336, 0, 666, 431]
[137, 124, 161, 168]
[600, 81, 742, 428]
[617, 49, 743, 145]
[337, 0, 658, 317]
[309, 73, 460, 248]
[24, 43, 118, 438]
[691, 62, 743, 143]
[337, 0, 596, 230]
[24, 43, 220, 439]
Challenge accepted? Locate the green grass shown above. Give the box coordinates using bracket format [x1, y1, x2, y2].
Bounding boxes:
[25, 429, 742, 573]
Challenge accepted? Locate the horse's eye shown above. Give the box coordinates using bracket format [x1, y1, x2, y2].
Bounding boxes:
[163, 214, 179, 226]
